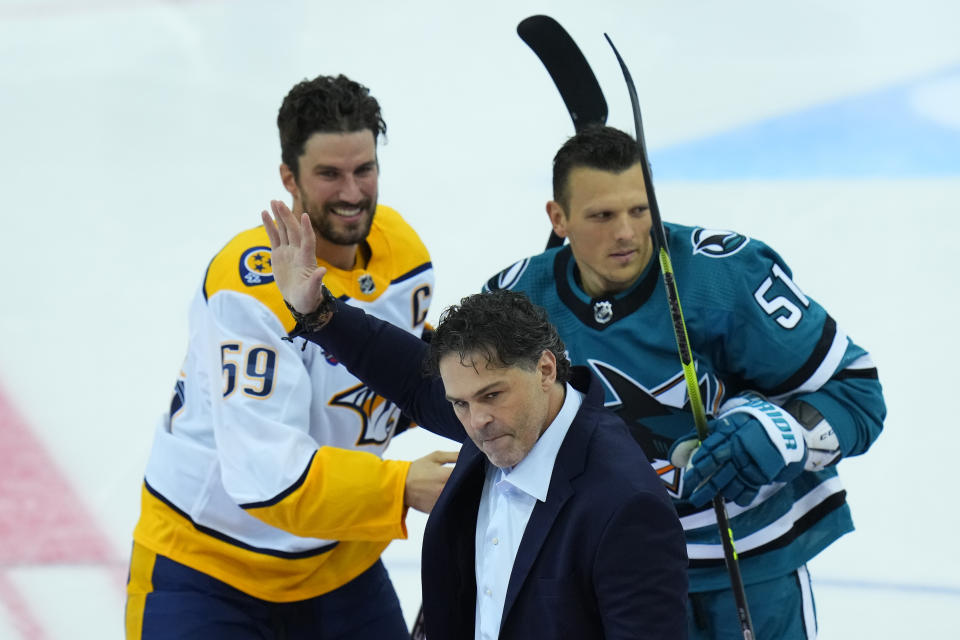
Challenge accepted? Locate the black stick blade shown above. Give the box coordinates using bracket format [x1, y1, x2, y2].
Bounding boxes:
[518, 15, 608, 132]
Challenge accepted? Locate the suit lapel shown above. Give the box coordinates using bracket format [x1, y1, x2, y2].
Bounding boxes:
[500, 411, 595, 626]
[433, 442, 485, 618]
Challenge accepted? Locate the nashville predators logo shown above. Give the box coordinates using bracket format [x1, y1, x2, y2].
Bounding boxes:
[330, 384, 403, 445]
[239, 246, 274, 285]
[691, 228, 749, 258]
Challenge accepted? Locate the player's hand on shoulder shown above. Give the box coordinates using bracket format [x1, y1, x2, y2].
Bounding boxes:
[403, 450, 458, 514]
[669, 393, 808, 508]
[260, 200, 327, 314]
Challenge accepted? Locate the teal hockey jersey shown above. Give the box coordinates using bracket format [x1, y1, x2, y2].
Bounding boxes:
[484, 222, 885, 591]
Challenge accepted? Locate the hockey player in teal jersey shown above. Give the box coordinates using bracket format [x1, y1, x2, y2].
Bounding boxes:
[484, 126, 885, 639]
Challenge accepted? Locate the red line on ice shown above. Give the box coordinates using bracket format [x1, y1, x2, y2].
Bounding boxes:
[0, 385, 116, 637]
[0, 572, 49, 640]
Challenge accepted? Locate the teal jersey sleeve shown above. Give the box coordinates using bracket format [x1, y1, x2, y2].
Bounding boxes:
[670, 224, 885, 458]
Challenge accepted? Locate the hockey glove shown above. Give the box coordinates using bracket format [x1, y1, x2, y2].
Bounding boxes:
[669, 393, 809, 507]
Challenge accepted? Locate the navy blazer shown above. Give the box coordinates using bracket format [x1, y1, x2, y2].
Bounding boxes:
[307, 301, 688, 639]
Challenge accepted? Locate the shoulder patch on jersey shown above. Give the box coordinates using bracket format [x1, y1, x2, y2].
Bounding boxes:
[690, 228, 750, 258]
[485, 258, 529, 292]
[239, 246, 275, 286]
[203, 227, 294, 331]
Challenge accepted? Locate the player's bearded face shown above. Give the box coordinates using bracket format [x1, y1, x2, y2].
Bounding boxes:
[293, 130, 379, 247]
[301, 188, 377, 246]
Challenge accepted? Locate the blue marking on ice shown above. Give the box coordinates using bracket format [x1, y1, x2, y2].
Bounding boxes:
[649, 67, 960, 179]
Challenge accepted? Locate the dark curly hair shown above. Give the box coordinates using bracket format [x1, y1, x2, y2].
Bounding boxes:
[552, 125, 643, 210]
[426, 290, 571, 384]
[277, 74, 387, 179]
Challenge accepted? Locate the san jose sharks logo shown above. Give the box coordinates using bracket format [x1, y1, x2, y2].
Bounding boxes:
[691, 228, 749, 258]
[329, 384, 403, 445]
[589, 359, 723, 497]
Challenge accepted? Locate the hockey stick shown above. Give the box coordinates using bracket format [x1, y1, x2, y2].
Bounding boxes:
[603, 33, 756, 640]
[517, 15, 608, 132]
[517, 15, 608, 249]
[409, 603, 425, 640]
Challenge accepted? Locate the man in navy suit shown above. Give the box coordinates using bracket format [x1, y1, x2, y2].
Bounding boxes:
[261, 201, 688, 639]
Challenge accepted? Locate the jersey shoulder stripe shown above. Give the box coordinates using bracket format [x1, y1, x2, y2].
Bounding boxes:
[392, 261, 432, 285]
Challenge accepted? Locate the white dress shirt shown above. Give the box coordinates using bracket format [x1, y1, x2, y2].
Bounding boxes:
[473, 383, 583, 640]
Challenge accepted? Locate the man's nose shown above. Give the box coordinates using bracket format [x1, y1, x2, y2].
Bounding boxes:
[339, 174, 363, 202]
[470, 408, 493, 430]
[613, 212, 636, 241]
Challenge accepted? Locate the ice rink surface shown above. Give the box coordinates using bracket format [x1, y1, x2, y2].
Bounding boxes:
[1, 0, 959, 637]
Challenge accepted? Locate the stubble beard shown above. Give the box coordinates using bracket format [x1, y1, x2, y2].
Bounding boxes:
[304, 193, 377, 246]
[482, 437, 519, 469]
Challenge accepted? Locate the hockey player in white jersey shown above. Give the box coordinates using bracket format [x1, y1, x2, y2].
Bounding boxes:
[125, 74, 456, 639]
[484, 125, 885, 639]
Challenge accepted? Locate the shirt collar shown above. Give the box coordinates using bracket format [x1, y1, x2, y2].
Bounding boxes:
[498, 382, 583, 502]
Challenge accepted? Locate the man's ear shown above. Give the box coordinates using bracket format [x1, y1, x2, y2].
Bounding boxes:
[538, 350, 558, 389]
[546, 201, 569, 239]
[279, 164, 299, 198]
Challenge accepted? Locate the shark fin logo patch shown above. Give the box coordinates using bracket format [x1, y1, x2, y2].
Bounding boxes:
[691, 228, 749, 258]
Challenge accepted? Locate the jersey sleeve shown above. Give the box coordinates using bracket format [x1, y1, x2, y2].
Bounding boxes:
[300, 300, 467, 444]
[203, 288, 409, 542]
[683, 234, 885, 460]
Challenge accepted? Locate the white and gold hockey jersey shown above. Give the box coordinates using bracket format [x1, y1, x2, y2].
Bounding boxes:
[133, 205, 434, 602]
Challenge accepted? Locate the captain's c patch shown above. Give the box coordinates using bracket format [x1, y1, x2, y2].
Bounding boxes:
[239, 246, 274, 286]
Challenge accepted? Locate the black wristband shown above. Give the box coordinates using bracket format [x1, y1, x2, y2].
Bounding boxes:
[285, 285, 337, 337]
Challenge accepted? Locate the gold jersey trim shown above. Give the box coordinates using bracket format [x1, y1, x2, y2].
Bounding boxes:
[240, 447, 412, 542]
[132, 483, 396, 602]
[203, 205, 431, 332]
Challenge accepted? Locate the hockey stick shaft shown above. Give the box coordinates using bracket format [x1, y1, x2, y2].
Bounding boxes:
[410, 603, 425, 640]
[603, 34, 755, 639]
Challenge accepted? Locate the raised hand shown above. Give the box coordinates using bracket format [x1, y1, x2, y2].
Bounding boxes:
[261, 200, 327, 314]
